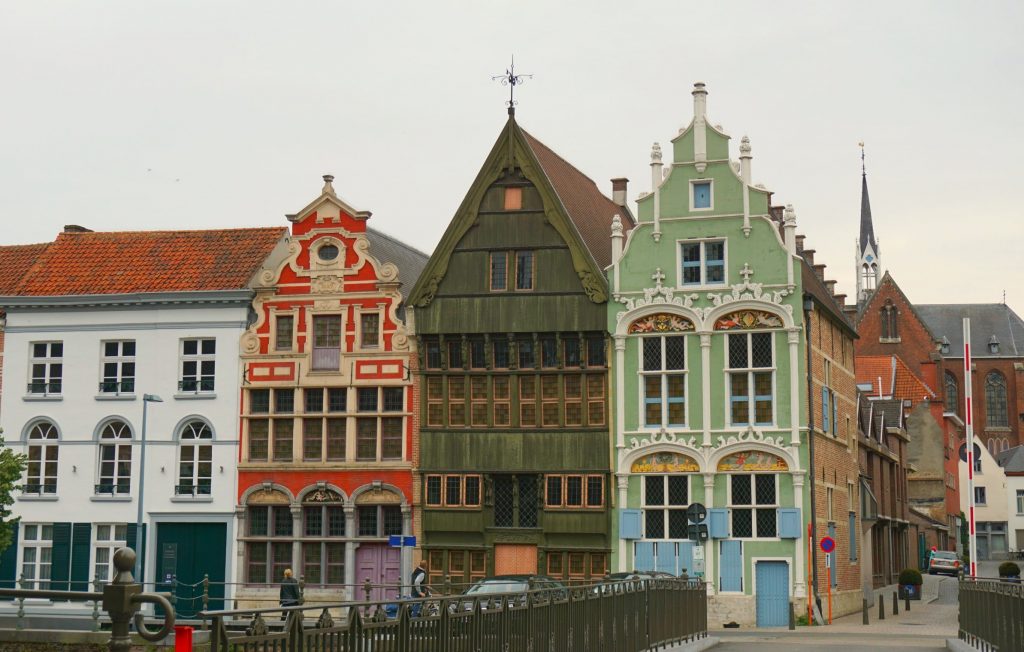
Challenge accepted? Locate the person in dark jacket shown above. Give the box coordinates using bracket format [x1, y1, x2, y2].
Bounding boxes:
[280, 568, 302, 620]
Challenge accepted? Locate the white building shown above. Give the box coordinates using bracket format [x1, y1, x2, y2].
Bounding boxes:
[995, 446, 1024, 555]
[959, 442, 1009, 560]
[0, 225, 286, 614]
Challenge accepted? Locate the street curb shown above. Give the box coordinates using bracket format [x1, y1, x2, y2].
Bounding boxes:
[945, 638, 975, 652]
[651, 635, 720, 651]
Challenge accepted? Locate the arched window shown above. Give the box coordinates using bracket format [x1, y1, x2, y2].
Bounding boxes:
[300, 488, 347, 586]
[26, 421, 58, 494]
[245, 490, 293, 585]
[880, 300, 899, 340]
[944, 372, 958, 413]
[985, 372, 1008, 427]
[97, 420, 132, 495]
[177, 420, 212, 497]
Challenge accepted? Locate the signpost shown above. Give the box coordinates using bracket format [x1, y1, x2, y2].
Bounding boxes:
[820, 537, 835, 624]
[687, 503, 707, 577]
[963, 318, 978, 579]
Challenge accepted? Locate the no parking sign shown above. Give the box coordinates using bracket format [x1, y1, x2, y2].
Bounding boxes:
[820, 536, 835, 554]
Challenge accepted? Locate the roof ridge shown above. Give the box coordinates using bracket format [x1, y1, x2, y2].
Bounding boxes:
[55, 226, 286, 237]
[367, 226, 431, 260]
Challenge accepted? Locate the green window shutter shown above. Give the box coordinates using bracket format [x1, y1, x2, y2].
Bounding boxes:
[50, 523, 73, 591]
[821, 388, 830, 433]
[0, 521, 19, 588]
[70, 523, 92, 591]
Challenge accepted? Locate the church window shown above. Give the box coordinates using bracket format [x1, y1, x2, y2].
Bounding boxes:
[680, 240, 725, 286]
[944, 372, 958, 413]
[985, 371, 1008, 427]
[880, 300, 899, 341]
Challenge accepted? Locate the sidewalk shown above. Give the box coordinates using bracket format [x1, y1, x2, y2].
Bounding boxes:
[823, 574, 957, 636]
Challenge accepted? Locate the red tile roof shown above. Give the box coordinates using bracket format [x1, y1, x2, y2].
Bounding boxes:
[0, 243, 49, 295]
[11, 228, 286, 296]
[856, 354, 935, 403]
[522, 129, 634, 269]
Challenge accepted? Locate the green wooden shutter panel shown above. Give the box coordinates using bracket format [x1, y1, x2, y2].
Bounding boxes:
[50, 522, 72, 591]
[0, 521, 19, 588]
[70, 523, 92, 591]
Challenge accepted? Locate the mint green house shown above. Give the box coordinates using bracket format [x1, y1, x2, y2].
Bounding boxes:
[609, 83, 808, 627]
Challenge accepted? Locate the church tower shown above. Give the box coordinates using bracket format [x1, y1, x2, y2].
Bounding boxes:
[856, 145, 881, 304]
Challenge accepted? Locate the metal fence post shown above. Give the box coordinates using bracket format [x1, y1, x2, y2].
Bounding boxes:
[202, 573, 210, 630]
[16, 573, 25, 630]
[878, 593, 885, 620]
[102, 548, 143, 652]
[892, 590, 898, 615]
[92, 573, 103, 632]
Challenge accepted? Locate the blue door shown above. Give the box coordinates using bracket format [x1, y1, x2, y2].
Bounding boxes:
[755, 561, 789, 627]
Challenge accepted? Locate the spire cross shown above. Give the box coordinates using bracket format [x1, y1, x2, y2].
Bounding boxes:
[740, 263, 754, 283]
[492, 56, 532, 109]
[651, 267, 666, 287]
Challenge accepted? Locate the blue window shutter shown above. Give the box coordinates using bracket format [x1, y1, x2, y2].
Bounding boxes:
[70, 523, 92, 591]
[655, 542, 676, 574]
[720, 540, 743, 592]
[50, 523, 72, 591]
[619, 509, 643, 540]
[677, 541, 695, 576]
[821, 388, 830, 433]
[778, 508, 801, 539]
[849, 512, 857, 561]
[832, 391, 838, 435]
[0, 521, 19, 588]
[828, 523, 838, 587]
[708, 508, 729, 538]
[634, 542, 655, 572]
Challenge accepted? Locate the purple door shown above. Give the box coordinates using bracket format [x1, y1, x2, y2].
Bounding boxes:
[355, 543, 401, 602]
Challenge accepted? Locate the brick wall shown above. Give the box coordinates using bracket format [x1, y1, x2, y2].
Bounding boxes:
[855, 276, 937, 379]
[807, 306, 862, 598]
[944, 357, 1022, 451]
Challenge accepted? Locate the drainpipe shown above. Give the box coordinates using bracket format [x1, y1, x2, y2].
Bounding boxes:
[802, 296, 820, 608]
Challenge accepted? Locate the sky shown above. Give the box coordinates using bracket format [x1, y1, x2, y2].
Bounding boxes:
[1, 1, 1021, 315]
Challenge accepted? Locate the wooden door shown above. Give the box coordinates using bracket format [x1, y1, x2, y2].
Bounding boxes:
[494, 544, 537, 575]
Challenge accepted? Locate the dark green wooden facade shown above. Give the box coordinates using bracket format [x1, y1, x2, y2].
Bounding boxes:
[409, 113, 629, 586]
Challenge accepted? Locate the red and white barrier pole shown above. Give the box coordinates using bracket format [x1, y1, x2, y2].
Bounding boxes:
[963, 318, 978, 579]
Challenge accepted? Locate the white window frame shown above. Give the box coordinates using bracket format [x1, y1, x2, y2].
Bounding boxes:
[354, 387, 406, 462]
[726, 472, 780, 540]
[637, 335, 688, 429]
[20, 523, 54, 590]
[357, 308, 383, 350]
[640, 474, 691, 540]
[99, 340, 136, 395]
[92, 523, 128, 582]
[310, 312, 344, 371]
[28, 341, 63, 396]
[689, 179, 714, 211]
[1016, 489, 1024, 515]
[25, 421, 59, 495]
[272, 311, 297, 352]
[177, 420, 213, 497]
[97, 421, 133, 495]
[676, 238, 727, 288]
[179, 338, 216, 393]
[725, 332, 777, 427]
[974, 486, 987, 505]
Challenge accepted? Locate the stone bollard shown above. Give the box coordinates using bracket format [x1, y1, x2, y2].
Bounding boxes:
[363, 578, 373, 615]
[892, 590, 898, 615]
[789, 602, 795, 630]
[862, 598, 869, 625]
[878, 593, 885, 620]
[904, 594, 910, 612]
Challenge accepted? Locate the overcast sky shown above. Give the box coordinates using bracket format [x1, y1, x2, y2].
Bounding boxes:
[2, 1, 1021, 315]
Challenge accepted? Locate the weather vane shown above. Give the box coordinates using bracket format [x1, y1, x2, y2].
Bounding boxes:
[492, 56, 532, 109]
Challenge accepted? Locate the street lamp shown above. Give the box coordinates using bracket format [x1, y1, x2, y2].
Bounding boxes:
[135, 393, 163, 582]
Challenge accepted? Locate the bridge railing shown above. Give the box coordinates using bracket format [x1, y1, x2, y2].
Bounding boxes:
[959, 577, 1024, 652]
[201, 577, 707, 652]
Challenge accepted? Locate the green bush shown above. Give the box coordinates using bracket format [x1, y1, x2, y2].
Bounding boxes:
[998, 561, 1020, 577]
[899, 568, 923, 585]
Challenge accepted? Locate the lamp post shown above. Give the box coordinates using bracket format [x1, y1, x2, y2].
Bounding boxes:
[135, 393, 163, 582]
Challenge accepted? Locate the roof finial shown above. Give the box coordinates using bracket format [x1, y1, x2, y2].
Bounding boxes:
[492, 55, 532, 115]
[859, 141, 866, 176]
[322, 174, 336, 196]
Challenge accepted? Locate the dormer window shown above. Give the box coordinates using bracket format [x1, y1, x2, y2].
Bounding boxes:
[940, 336, 950, 354]
[692, 181, 712, 210]
[988, 335, 1000, 355]
[317, 244, 339, 261]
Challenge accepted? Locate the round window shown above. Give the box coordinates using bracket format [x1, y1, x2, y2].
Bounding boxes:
[318, 244, 339, 261]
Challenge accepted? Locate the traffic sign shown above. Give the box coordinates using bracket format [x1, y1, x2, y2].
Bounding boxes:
[820, 536, 836, 554]
[692, 546, 704, 561]
[959, 442, 982, 464]
[686, 502, 707, 524]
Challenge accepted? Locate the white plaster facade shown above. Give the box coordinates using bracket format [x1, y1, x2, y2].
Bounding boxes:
[1, 292, 251, 606]
[959, 444, 1009, 560]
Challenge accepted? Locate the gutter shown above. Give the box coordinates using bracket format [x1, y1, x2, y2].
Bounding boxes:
[802, 295, 819, 604]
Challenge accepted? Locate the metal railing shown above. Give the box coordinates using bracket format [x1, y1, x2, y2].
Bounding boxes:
[98, 380, 136, 394]
[0, 547, 175, 651]
[201, 577, 707, 652]
[178, 378, 215, 392]
[26, 381, 62, 396]
[959, 578, 1024, 651]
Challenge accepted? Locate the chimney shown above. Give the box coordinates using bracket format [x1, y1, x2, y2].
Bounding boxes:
[825, 280, 837, 295]
[692, 82, 708, 120]
[813, 263, 826, 281]
[795, 234, 806, 253]
[611, 178, 629, 207]
[802, 248, 815, 266]
[63, 225, 93, 233]
[834, 293, 848, 307]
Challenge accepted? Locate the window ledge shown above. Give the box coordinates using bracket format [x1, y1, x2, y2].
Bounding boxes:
[95, 394, 137, 401]
[879, 338, 902, 344]
[18, 494, 59, 502]
[174, 393, 217, 400]
[170, 496, 214, 503]
[23, 395, 62, 402]
[90, 495, 132, 502]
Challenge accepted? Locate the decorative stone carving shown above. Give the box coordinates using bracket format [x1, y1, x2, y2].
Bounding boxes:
[379, 262, 399, 283]
[630, 452, 699, 473]
[712, 425, 787, 450]
[615, 267, 700, 314]
[317, 609, 335, 629]
[713, 310, 783, 331]
[627, 431, 698, 450]
[240, 332, 261, 355]
[578, 270, 607, 304]
[705, 277, 793, 316]
[311, 275, 343, 294]
[717, 450, 789, 472]
[305, 488, 342, 503]
[313, 299, 341, 310]
[628, 312, 694, 334]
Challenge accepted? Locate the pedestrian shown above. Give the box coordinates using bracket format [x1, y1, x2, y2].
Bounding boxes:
[280, 568, 302, 620]
[411, 559, 429, 598]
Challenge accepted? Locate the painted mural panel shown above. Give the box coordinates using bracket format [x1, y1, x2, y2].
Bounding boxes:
[714, 310, 783, 331]
[630, 452, 700, 473]
[628, 313, 695, 334]
[716, 450, 788, 472]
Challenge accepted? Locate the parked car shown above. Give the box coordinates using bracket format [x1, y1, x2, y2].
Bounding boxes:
[928, 550, 962, 577]
[454, 575, 567, 611]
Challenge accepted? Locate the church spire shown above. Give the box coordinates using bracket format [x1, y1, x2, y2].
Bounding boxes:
[856, 142, 881, 305]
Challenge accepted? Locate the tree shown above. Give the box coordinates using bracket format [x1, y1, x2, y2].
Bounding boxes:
[0, 433, 26, 555]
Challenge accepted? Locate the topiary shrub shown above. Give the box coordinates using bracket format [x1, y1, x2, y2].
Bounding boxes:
[899, 568, 923, 585]
[998, 561, 1020, 577]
